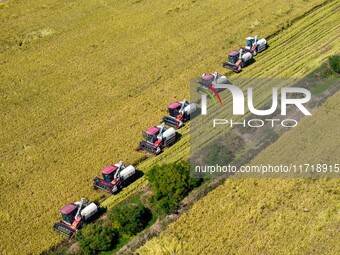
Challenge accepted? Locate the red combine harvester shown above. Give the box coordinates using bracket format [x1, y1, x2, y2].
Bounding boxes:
[197, 72, 229, 105]
[93, 161, 136, 194]
[200, 72, 228, 88]
[53, 198, 98, 238]
[163, 99, 198, 128]
[222, 48, 253, 72]
[139, 123, 176, 154]
[243, 35, 267, 56]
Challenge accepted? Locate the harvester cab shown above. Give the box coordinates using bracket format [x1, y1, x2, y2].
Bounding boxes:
[102, 161, 123, 183]
[163, 99, 198, 128]
[244, 35, 267, 55]
[53, 198, 98, 238]
[60, 203, 79, 225]
[169, 101, 184, 117]
[93, 161, 136, 194]
[200, 73, 215, 88]
[143, 127, 159, 143]
[139, 123, 176, 154]
[246, 37, 255, 47]
[228, 50, 240, 64]
[223, 48, 253, 72]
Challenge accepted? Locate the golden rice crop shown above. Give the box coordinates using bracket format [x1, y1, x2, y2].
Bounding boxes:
[136, 90, 340, 255]
[0, 0, 337, 254]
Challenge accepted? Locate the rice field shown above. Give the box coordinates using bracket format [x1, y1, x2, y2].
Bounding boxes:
[103, 0, 340, 206]
[136, 90, 340, 255]
[0, 0, 338, 254]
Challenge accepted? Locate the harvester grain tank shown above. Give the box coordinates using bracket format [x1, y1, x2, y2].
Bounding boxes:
[244, 35, 267, 55]
[93, 161, 136, 194]
[53, 198, 98, 238]
[223, 48, 253, 72]
[139, 123, 176, 154]
[163, 99, 198, 128]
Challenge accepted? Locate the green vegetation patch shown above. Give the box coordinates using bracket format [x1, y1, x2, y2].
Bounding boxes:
[76, 224, 119, 255]
[147, 161, 203, 214]
[329, 55, 340, 74]
[109, 197, 152, 236]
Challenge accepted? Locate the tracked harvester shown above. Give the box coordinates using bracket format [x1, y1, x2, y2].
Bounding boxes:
[243, 35, 267, 55]
[223, 48, 253, 72]
[199, 72, 228, 88]
[163, 99, 198, 128]
[53, 198, 98, 238]
[139, 123, 176, 154]
[93, 161, 136, 194]
[197, 72, 229, 105]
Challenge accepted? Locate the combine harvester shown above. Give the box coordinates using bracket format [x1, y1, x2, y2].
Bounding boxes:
[93, 161, 136, 194]
[197, 72, 229, 105]
[223, 35, 267, 72]
[200, 71, 228, 88]
[53, 198, 98, 238]
[222, 48, 253, 73]
[139, 123, 177, 155]
[163, 99, 198, 128]
[243, 35, 267, 55]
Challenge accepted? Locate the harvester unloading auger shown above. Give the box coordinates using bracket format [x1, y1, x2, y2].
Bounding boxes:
[53, 198, 98, 238]
[163, 99, 198, 128]
[93, 161, 136, 194]
[139, 122, 177, 154]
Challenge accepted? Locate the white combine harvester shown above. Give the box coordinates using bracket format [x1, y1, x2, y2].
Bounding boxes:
[139, 123, 177, 154]
[93, 161, 136, 194]
[223, 35, 267, 72]
[223, 48, 253, 72]
[163, 99, 198, 128]
[53, 198, 98, 238]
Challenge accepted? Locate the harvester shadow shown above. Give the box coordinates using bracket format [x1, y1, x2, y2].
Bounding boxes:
[133, 169, 144, 181]
[121, 169, 144, 190]
[93, 206, 107, 219]
[245, 58, 256, 68]
[175, 132, 183, 143]
[189, 107, 201, 121]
